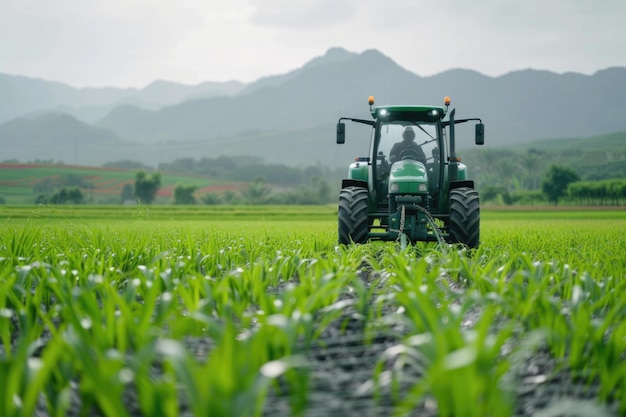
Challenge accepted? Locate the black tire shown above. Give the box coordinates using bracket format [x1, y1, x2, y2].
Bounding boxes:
[338, 187, 369, 245]
[449, 187, 480, 248]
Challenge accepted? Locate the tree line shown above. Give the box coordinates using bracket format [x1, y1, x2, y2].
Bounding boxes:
[31, 168, 335, 206]
[568, 179, 626, 205]
[33, 171, 163, 205]
[21, 151, 625, 206]
[462, 146, 626, 205]
[121, 157, 339, 205]
[155, 156, 345, 188]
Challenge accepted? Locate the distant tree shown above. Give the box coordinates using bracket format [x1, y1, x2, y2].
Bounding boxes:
[201, 193, 222, 205]
[510, 190, 546, 206]
[65, 187, 85, 204]
[35, 194, 48, 204]
[518, 152, 544, 190]
[481, 186, 512, 205]
[37, 186, 85, 204]
[134, 171, 162, 204]
[32, 174, 91, 196]
[222, 190, 237, 204]
[240, 177, 271, 204]
[494, 158, 521, 192]
[304, 165, 322, 179]
[568, 179, 626, 206]
[541, 165, 580, 205]
[0, 196, 5, 205]
[312, 176, 332, 203]
[173, 184, 198, 205]
[120, 183, 135, 204]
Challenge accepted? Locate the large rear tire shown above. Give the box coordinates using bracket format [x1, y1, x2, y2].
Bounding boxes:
[449, 187, 480, 248]
[338, 187, 369, 245]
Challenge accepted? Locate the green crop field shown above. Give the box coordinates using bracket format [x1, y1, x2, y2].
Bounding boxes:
[0, 207, 624, 416]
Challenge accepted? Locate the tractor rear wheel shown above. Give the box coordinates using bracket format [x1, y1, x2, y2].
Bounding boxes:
[449, 187, 480, 248]
[338, 187, 369, 245]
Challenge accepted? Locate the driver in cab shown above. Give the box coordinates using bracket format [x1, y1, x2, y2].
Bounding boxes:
[389, 126, 427, 165]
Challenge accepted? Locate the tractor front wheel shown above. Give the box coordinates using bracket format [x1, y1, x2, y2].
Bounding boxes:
[338, 187, 369, 245]
[449, 187, 480, 248]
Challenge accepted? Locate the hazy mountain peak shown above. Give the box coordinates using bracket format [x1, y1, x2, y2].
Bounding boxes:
[360, 48, 389, 58]
[0, 111, 123, 150]
[497, 68, 563, 80]
[143, 79, 185, 89]
[300, 47, 357, 71]
[425, 68, 490, 86]
[325, 46, 353, 57]
[353, 49, 410, 73]
[4, 112, 85, 128]
[236, 48, 358, 95]
[593, 67, 626, 77]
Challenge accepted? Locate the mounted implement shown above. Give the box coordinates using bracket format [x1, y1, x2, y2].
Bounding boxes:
[337, 96, 485, 248]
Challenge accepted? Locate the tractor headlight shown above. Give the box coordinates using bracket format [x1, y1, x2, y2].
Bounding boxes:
[418, 183, 428, 192]
[390, 183, 399, 192]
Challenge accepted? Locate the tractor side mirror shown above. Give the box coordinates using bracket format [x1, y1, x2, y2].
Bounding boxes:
[475, 123, 485, 145]
[336, 122, 346, 144]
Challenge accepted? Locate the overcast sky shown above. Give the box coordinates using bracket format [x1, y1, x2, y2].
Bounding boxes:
[1, 0, 625, 88]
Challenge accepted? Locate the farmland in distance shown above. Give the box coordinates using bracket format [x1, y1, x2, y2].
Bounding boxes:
[0, 163, 240, 205]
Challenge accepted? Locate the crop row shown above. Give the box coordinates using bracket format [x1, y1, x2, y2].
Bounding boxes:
[0, 216, 624, 416]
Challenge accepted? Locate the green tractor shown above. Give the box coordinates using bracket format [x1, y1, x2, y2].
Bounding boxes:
[336, 96, 485, 248]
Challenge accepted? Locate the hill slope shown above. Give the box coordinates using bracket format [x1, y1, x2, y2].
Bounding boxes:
[0, 73, 246, 123]
[0, 113, 128, 164]
[2, 48, 626, 168]
[95, 49, 626, 147]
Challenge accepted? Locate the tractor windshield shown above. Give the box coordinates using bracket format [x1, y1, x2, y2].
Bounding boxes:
[376, 121, 440, 167]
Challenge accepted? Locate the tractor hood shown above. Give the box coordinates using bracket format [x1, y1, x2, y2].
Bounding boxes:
[388, 160, 428, 194]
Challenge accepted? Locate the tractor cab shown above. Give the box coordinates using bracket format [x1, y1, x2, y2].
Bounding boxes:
[373, 115, 443, 212]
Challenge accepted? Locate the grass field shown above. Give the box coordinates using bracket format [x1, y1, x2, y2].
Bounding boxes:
[0, 206, 624, 416]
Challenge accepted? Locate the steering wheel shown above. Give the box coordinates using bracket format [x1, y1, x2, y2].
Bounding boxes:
[400, 148, 421, 161]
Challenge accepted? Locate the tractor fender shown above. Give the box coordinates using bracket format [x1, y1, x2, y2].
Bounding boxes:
[449, 180, 474, 192]
[342, 179, 368, 189]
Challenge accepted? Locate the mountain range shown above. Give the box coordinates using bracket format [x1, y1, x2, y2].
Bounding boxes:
[1, 47, 625, 168]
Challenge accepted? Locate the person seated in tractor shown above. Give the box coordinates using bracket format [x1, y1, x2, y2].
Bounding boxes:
[389, 126, 427, 165]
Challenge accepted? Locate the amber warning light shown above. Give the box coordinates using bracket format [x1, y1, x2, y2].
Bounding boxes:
[368, 96, 375, 105]
[444, 96, 451, 106]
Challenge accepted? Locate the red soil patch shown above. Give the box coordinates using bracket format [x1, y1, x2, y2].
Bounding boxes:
[0, 164, 35, 169]
[26, 174, 60, 186]
[157, 185, 175, 197]
[94, 178, 124, 187]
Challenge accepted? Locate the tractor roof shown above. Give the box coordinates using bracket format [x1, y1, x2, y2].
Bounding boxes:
[370, 105, 447, 123]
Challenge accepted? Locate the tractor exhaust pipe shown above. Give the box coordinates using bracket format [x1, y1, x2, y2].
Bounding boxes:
[448, 108, 458, 182]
